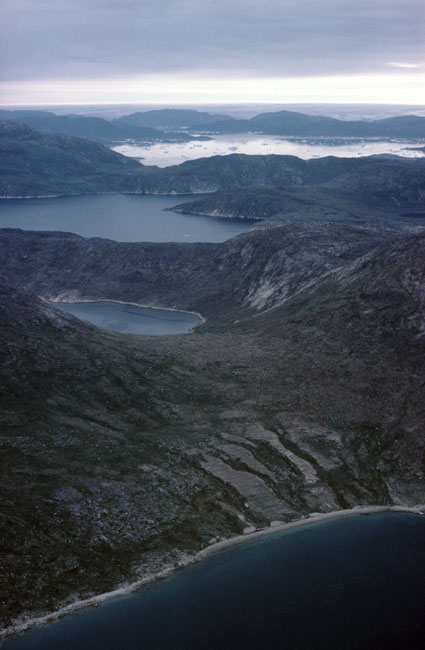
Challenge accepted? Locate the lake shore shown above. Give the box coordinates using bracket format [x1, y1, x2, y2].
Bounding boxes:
[46, 297, 206, 329]
[2, 503, 424, 644]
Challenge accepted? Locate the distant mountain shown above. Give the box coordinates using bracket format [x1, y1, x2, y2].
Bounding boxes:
[5, 107, 424, 142]
[116, 108, 234, 130]
[170, 157, 425, 227]
[198, 109, 425, 139]
[0, 121, 144, 196]
[7, 107, 425, 141]
[2, 121, 425, 203]
[125, 152, 425, 200]
[0, 110, 209, 144]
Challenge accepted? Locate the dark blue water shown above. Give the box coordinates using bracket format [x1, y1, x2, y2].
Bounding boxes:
[54, 301, 201, 335]
[0, 194, 253, 242]
[5, 513, 425, 650]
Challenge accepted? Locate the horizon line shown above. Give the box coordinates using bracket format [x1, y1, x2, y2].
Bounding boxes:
[2, 100, 425, 108]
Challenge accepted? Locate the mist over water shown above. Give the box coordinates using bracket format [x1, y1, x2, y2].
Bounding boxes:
[114, 134, 425, 168]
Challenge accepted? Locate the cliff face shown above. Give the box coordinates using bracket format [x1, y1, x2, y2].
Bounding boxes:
[1, 223, 425, 629]
[0, 223, 387, 324]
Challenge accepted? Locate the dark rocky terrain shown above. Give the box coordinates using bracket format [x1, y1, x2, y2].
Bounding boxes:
[170, 175, 425, 232]
[0, 223, 389, 325]
[1, 124, 425, 635]
[1, 220, 425, 632]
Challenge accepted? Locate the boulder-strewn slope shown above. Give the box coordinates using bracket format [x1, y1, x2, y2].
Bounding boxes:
[1, 225, 425, 631]
[1, 223, 425, 631]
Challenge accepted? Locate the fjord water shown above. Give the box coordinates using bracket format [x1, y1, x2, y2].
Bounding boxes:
[0, 194, 252, 243]
[5, 513, 425, 650]
[54, 301, 201, 335]
[113, 135, 425, 167]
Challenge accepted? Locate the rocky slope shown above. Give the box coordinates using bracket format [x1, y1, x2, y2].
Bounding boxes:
[0, 121, 145, 197]
[0, 223, 389, 325]
[1, 223, 425, 631]
[170, 158, 425, 228]
[124, 152, 425, 196]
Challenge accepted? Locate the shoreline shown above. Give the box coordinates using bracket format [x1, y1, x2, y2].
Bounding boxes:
[0, 190, 214, 200]
[46, 297, 207, 329]
[1, 503, 423, 644]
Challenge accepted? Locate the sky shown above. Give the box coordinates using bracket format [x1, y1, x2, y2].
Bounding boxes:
[1, 0, 424, 105]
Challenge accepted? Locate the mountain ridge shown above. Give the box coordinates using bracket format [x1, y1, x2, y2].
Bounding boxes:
[2, 121, 425, 199]
[0, 110, 211, 144]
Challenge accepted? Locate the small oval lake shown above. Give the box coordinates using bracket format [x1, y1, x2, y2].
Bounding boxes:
[54, 301, 201, 335]
[0, 194, 253, 243]
[4, 512, 425, 650]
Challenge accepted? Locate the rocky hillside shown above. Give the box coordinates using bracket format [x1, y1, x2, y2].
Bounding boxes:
[0, 121, 148, 197]
[1, 224, 425, 632]
[170, 158, 425, 227]
[1, 222, 425, 631]
[0, 224, 389, 325]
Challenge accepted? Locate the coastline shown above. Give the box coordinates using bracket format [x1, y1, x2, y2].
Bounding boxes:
[46, 297, 207, 329]
[1, 503, 423, 644]
[167, 208, 264, 221]
[0, 190, 214, 200]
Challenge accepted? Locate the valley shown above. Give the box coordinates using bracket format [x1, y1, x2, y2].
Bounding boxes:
[1, 110, 425, 640]
[1, 217, 425, 633]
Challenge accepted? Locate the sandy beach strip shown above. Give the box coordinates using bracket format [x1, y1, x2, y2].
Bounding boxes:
[1, 503, 424, 643]
[198, 504, 425, 558]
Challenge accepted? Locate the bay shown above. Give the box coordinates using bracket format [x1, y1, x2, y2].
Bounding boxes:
[53, 301, 201, 335]
[4, 512, 425, 650]
[0, 194, 253, 243]
[113, 134, 425, 168]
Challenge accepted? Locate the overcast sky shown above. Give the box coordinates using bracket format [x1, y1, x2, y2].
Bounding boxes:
[1, 0, 424, 104]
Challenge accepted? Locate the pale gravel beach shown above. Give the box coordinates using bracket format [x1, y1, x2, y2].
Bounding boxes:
[2, 504, 424, 644]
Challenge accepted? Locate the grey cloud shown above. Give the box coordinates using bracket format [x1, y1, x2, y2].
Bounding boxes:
[1, 0, 424, 82]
